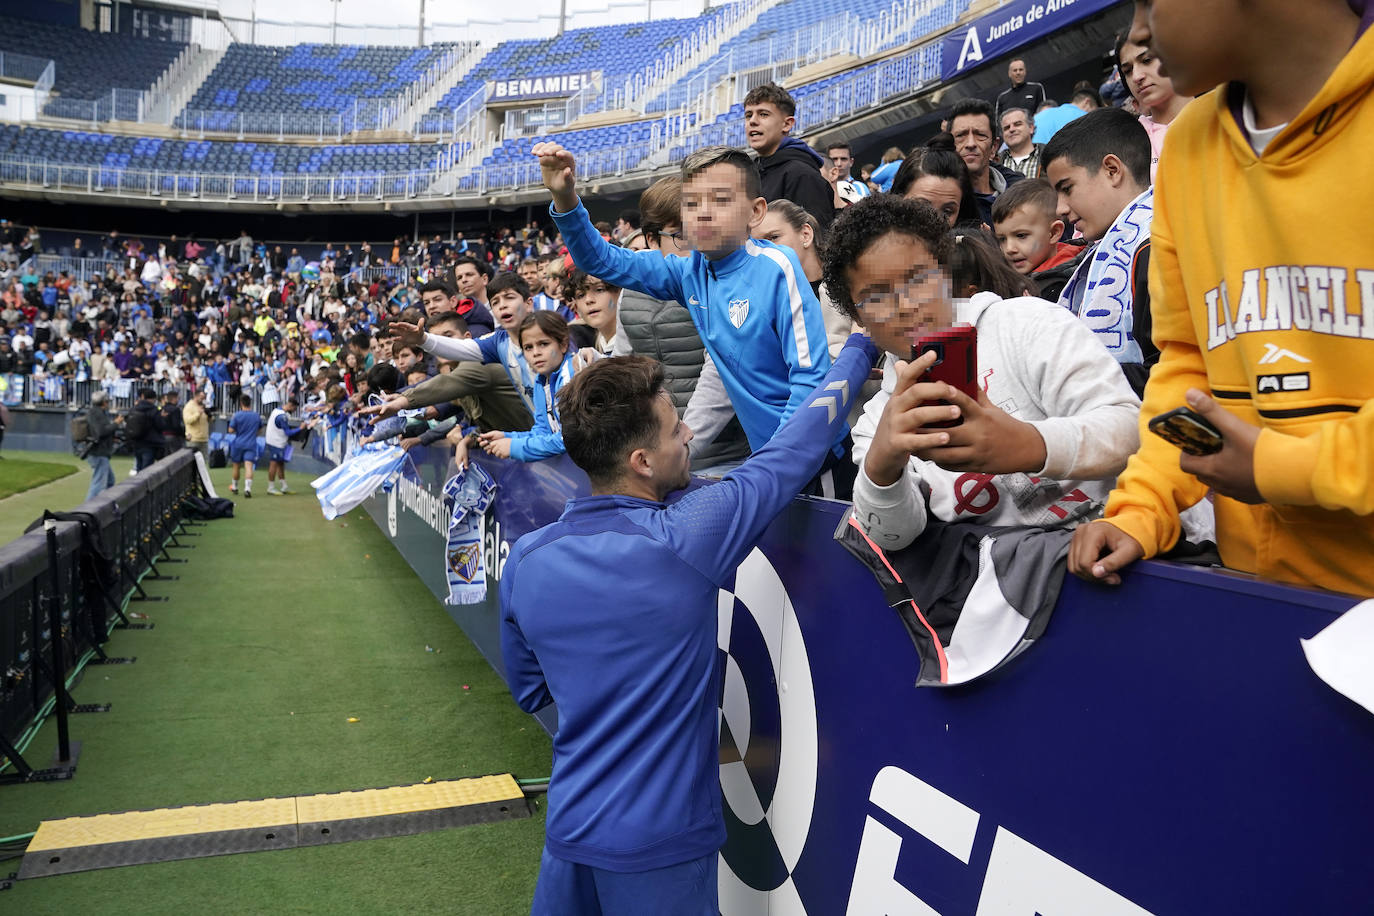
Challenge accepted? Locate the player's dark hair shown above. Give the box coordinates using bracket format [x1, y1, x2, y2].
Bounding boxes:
[1042, 107, 1152, 189]
[366, 363, 403, 394]
[486, 271, 531, 301]
[239, 394, 253, 407]
[558, 356, 666, 486]
[139, 386, 157, 400]
[454, 256, 490, 279]
[821, 195, 953, 322]
[618, 209, 641, 230]
[743, 82, 796, 117]
[427, 310, 469, 336]
[419, 277, 457, 298]
[1072, 88, 1105, 109]
[826, 141, 852, 156]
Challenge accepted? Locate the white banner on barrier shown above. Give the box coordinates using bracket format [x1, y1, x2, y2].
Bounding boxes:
[194, 449, 220, 500]
[1302, 599, 1374, 716]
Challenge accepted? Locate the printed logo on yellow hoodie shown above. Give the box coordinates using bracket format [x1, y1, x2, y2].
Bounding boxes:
[1104, 26, 1374, 596]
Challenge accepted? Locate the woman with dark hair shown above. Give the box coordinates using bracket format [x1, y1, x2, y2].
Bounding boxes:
[889, 134, 983, 229]
[1115, 32, 1193, 180]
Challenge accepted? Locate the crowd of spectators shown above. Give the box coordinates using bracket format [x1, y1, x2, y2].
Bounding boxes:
[3, 21, 1367, 603]
[0, 219, 582, 407]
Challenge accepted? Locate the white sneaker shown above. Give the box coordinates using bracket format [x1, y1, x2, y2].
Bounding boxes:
[267, 488, 282, 496]
[278, 486, 293, 495]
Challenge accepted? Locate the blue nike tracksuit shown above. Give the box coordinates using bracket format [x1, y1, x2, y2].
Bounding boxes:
[500, 334, 877, 912]
[550, 201, 839, 454]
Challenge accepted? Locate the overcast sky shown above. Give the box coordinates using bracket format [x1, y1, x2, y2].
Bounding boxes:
[201, 0, 736, 45]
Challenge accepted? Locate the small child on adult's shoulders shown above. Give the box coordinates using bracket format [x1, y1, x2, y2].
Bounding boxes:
[990, 178, 1086, 302]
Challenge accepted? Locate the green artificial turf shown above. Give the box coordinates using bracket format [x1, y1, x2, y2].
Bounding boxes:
[0, 456, 79, 499]
[0, 451, 136, 542]
[0, 454, 552, 915]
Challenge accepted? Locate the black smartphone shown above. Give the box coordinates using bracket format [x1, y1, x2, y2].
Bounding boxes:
[1148, 406, 1223, 456]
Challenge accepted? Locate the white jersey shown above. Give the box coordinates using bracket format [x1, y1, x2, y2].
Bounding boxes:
[265, 407, 292, 449]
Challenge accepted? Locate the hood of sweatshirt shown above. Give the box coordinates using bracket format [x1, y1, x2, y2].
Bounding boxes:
[759, 137, 825, 172]
[1219, 23, 1374, 163]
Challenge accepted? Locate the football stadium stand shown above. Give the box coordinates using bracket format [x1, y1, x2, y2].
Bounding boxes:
[0, 16, 185, 102]
[0, 0, 1113, 206]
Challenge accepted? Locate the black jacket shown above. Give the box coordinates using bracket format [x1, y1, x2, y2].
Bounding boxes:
[127, 400, 164, 448]
[158, 404, 186, 440]
[972, 163, 1027, 227]
[996, 81, 1046, 120]
[1031, 241, 1088, 303]
[86, 406, 118, 458]
[757, 139, 836, 229]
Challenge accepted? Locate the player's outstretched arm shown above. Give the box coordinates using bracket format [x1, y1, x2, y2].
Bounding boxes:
[667, 333, 879, 585]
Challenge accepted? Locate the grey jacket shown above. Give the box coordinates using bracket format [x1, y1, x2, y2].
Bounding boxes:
[615, 288, 750, 471]
[86, 406, 118, 458]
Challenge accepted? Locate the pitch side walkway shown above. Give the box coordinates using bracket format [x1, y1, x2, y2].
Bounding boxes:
[0, 451, 550, 915]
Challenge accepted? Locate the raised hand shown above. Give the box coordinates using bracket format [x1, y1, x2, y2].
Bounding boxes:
[531, 141, 579, 212]
[357, 393, 410, 419]
[388, 317, 426, 349]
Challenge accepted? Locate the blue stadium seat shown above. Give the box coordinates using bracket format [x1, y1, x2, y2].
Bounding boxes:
[0, 16, 185, 105]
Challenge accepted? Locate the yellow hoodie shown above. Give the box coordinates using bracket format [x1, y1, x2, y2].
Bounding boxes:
[1103, 27, 1374, 596]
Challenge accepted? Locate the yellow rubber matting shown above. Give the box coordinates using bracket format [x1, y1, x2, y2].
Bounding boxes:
[296, 773, 520, 823]
[19, 773, 528, 879]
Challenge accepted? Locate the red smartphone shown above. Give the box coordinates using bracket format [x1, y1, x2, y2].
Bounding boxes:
[911, 325, 978, 428]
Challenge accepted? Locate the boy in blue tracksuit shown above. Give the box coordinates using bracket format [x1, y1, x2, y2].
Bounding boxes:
[226, 394, 262, 497]
[501, 332, 879, 915]
[531, 141, 840, 464]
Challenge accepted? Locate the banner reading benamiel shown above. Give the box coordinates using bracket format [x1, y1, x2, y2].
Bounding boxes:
[941, 0, 1121, 80]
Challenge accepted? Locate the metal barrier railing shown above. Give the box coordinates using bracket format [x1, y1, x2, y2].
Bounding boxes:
[0, 449, 201, 783]
[0, 374, 307, 420]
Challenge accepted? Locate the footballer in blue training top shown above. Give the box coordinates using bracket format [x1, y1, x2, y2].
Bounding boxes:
[226, 394, 262, 497]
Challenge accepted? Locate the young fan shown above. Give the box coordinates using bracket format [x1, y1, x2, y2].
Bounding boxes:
[826, 195, 1139, 547]
[478, 312, 578, 462]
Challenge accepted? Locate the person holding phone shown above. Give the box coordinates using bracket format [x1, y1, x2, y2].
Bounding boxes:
[1068, 0, 1374, 596]
[824, 195, 1141, 548]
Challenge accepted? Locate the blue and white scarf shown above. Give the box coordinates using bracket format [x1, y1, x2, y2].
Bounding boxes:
[1057, 187, 1153, 365]
[442, 464, 498, 606]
